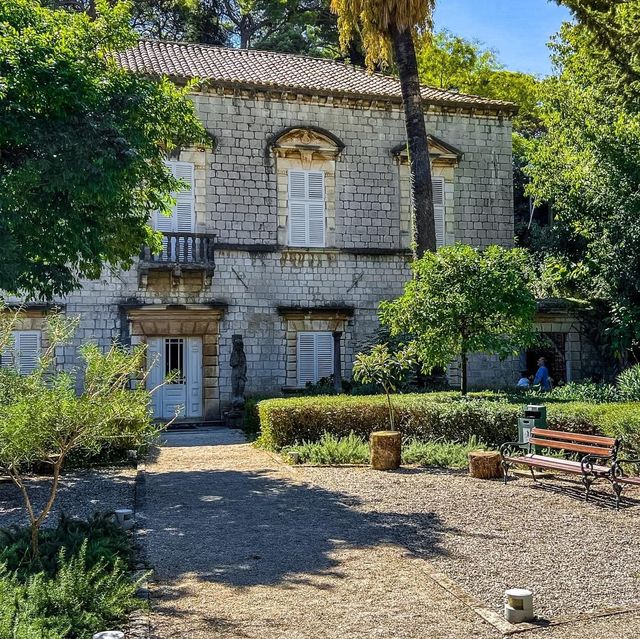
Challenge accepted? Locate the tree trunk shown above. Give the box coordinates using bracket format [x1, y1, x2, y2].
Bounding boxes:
[461, 351, 468, 395]
[391, 27, 436, 258]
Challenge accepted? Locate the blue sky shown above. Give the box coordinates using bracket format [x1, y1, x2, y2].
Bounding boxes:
[433, 0, 572, 76]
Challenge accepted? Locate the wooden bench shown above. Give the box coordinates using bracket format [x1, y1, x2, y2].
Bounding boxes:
[612, 458, 640, 507]
[500, 427, 622, 505]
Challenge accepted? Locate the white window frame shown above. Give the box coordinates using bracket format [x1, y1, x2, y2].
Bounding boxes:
[288, 170, 326, 247]
[297, 332, 334, 387]
[1, 330, 41, 374]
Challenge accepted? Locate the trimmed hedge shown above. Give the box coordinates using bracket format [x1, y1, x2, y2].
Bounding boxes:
[256, 393, 640, 453]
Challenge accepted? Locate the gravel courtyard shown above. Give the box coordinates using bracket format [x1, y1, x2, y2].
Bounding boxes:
[0, 467, 136, 529]
[143, 430, 640, 639]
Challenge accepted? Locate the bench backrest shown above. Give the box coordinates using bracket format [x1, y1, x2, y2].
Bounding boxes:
[529, 427, 619, 458]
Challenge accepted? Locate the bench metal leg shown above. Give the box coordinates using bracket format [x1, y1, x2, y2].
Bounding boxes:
[502, 460, 510, 485]
[613, 482, 623, 510]
[582, 474, 594, 502]
[529, 466, 537, 483]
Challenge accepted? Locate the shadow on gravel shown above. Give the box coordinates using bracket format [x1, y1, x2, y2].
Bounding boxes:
[143, 468, 457, 588]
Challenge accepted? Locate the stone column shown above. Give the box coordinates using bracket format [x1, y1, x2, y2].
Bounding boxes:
[333, 331, 342, 392]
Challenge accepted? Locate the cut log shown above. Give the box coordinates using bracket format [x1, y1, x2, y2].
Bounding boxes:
[370, 431, 401, 470]
[468, 450, 502, 479]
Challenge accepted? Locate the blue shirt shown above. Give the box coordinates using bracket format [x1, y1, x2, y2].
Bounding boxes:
[534, 366, 551, 391]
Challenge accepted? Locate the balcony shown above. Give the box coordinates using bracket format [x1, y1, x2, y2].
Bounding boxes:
[139, 232, 215, 287]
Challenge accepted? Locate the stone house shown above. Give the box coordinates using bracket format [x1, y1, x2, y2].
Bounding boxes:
[1, 40, 592, 421]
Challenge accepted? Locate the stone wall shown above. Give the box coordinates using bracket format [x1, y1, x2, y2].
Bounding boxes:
[4, 89, 515, 416]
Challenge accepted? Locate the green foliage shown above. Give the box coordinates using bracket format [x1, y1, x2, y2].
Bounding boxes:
[0, 513, 130, 581]
[544, 381, 620, 404]
[353, 344, 413, 430]
[282, 432, 489, 468]
[0, 541, 142, 639]
[526, 11, 640, 363]
[618, 365, 640, 402]
[416, 31, 541, 137]
[257, 392, 640, 454]
[380, 244, 538, 394]
[284, 432, 370, 465]
[353, 345, 413, 393]
[0, 313, 158, 554]
[0, 0, 208, 298]
[257, 393, 520, 450]
[401, 436, 487, 468]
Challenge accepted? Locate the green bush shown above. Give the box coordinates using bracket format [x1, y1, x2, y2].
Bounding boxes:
[402, 436, 487, 468]
[544, 381, 620, 403]
[257, 393, 640, 454]
[618, 364, 640, 401]
[0, 512, 130, 580]
[257, 393, 519, 450]
[284, 432, 370, 465]
[0, 542, 142, 639]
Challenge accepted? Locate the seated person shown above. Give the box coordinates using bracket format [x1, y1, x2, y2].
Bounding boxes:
[516, 371, 530, 389]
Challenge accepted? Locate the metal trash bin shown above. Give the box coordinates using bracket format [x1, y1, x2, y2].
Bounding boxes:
[518, 404, 547, 448]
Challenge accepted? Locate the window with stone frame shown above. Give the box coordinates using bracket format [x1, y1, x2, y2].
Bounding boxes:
[1, 330, 41, 374]
[297, 331, 334, 386]
[269, 127, 343, 249]
[393, 136, 461, 250]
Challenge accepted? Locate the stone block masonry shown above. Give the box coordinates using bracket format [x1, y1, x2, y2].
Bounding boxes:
[4, 88, 515, 415]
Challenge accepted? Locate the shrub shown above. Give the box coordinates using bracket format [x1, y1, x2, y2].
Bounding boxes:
[284, 432, 370, 465]
[545, 381, 620, 403]
[402, 436, 488, 468]
[0, 512, 130, 580]
[257, 393, 520, 450]
[618, 364, 640, 401]
[257, 393, 640, 454]
[0, 542, 142, 639]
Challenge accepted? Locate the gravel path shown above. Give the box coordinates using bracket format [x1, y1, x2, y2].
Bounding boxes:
[142, 430, 640, 639]
[0, 468, 136, 529]
[300, 465, 640, 619]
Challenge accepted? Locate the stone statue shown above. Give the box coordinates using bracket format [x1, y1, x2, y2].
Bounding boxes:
[230, 334, 247, 412]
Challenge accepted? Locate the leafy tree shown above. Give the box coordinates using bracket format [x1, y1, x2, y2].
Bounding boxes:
[331, 0, 437, 256]
[353, 344, 413, 430]
[416, 30, 546, 244]
[0, 0, 208, 299]
[380, 244, 537, 394]
[0, 312, 159, 557]
[554, 0, 640, 98]
[526, 17, 640, 367]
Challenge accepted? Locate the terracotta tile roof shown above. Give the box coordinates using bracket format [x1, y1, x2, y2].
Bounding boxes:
[117, 40, 517, 113]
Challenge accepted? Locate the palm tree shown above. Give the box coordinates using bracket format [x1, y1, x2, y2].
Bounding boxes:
[331, 0, 437, 256]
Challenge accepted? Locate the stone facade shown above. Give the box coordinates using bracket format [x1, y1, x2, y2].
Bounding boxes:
[5, 81, 522, 419]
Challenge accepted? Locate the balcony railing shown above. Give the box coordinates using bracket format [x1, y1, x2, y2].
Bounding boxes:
[140, 232, 216, 267]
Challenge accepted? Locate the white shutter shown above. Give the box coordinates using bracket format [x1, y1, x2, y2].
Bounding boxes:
[146, 338, 163, 419]
[297, 333, 317, 387]
[288, 170, 325, 247]
[153, 161, 195, 234]
[186, 337, 203, 418]
[432, 176, 446, 248]
[297, 332, 334, 387]
[316, 333, 334, 380]
[7, 331, 41, 374]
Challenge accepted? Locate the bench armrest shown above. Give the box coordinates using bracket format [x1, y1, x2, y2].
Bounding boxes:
[500, 441, 527, 458]
[580, 452, 615, 475]
[612, 458, 640, 478]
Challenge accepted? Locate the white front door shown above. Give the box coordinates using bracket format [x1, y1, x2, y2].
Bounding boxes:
[147, 336, 203, 420]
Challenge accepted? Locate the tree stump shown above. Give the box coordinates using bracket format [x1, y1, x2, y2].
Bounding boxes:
[370, 431, 401, 470]
[468, 450, 502, 479]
